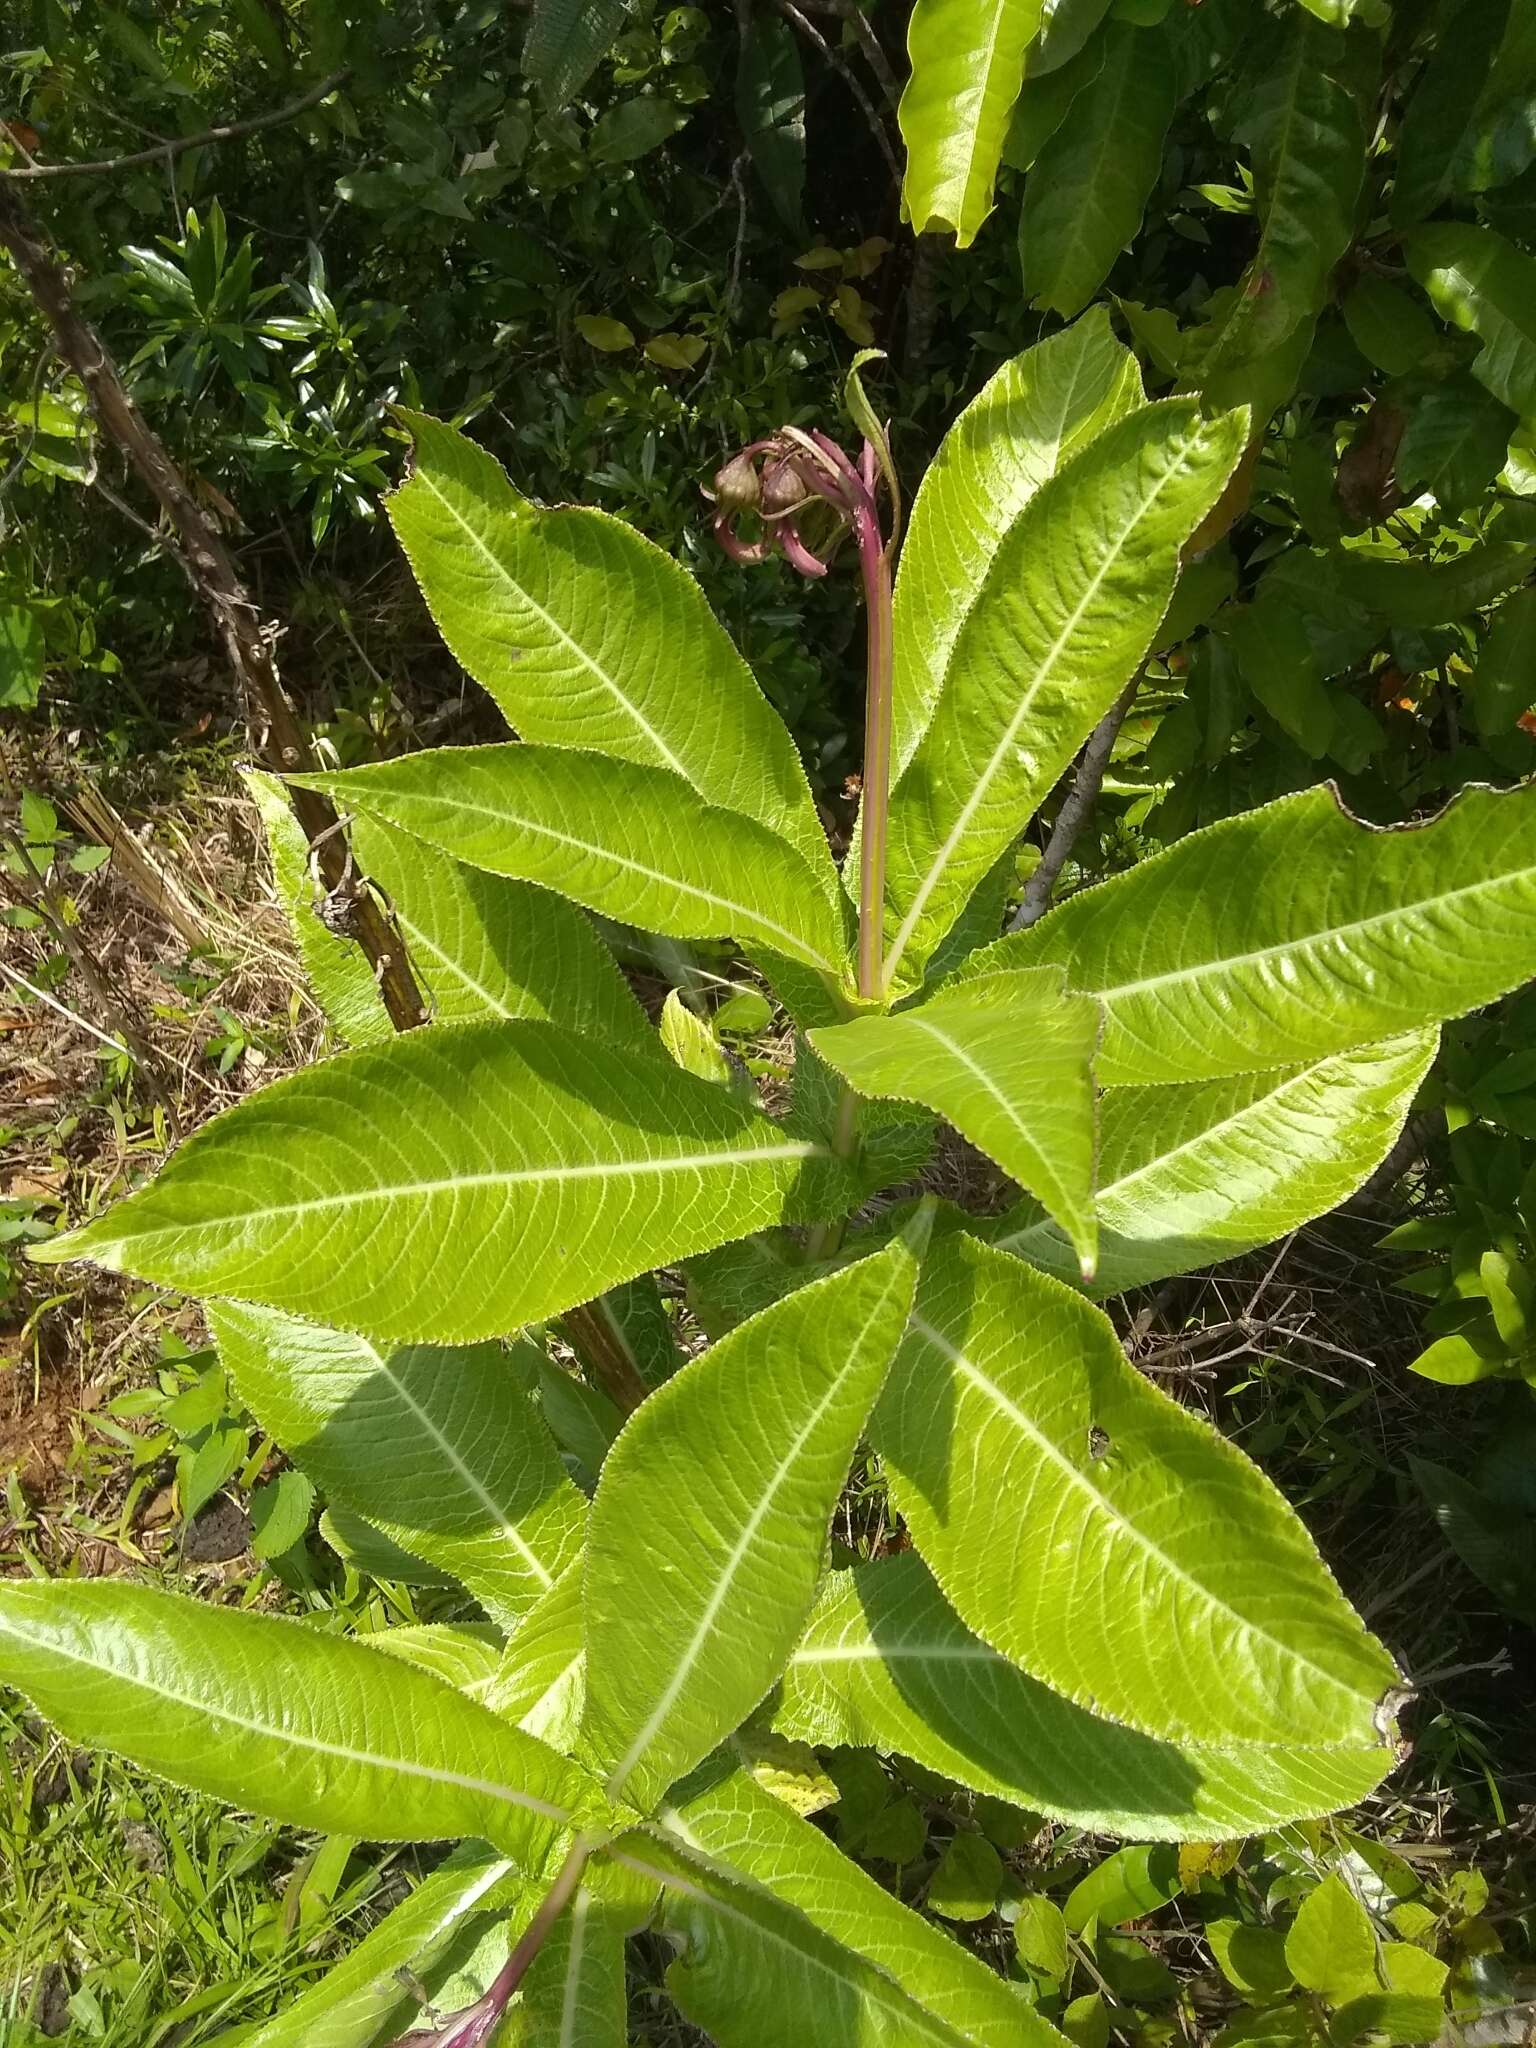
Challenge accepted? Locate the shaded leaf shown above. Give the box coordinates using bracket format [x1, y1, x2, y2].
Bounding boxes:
[1407, 221, 1536, 421]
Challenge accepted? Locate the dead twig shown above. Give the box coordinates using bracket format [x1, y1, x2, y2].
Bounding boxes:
[773, 0, 901, 182]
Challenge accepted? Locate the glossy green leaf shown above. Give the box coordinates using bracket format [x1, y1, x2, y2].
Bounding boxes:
[1407, 222, 1536, 422]
[1003, 783, 1536, 1084]
[890, 311, 1144, 786]
[663, 1765, 1052, 2048]
[618, 1835, 985, 2048]
[1285, 1872, 1378, 2002]
[661, 987, 734, 1085]
[882, 399, 1245, 993]
[994, 1032, 1438, 1294]
[385, 412, 833, 882]
[810, 966, 1102, 1274]
[1019, 22, 1179, 318]
[1002, 34, 1105, 172]
[1469, 583, 1536, 732]
[211, 1301, 584, 1627]
[581, 1241, 918, 1812]
[1393, 0, 1536, 224]
[1065, 1844, 1182, 1931]
[0, 1580, 605, 1863]
[1201, 18, 1370, 387]
[1396, 376, 1516, 514]
[240, 1845, 529, 2048]
[246, 771, 391, 1048]
[774, 1556, 1396, 1836]
[296, 746, 849, 982]
[352, 816, 651, 1046]
[899, 0, 1045, 245]
[38, 1021, 838, 1343]
[871, 1233, 1400, 1750]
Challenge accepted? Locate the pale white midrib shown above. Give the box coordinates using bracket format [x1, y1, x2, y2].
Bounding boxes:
[0, 1615, 573, 1823]
[908, 1312, 1369, 1714]
[613, 1849, 963, 2047]
[606, 1285, 897, 1800]
[415, 470, 689, 779]
[1082, 867, 1531, 1006]
[883, 430, 1201, 991]
[113, 1141, 827, 1240]
[354, 1334, 553, 1590]
[383, 786, 840, 976]
[558, 1889, 591, 2048]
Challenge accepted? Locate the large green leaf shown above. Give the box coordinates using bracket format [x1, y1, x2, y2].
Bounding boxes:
[385, 411, 834, 883]
[360, 1623, 504, 1699]
[809, 966, 1102, 1275]
[518, 1858, 655, 2045]
[241, 1846, 529, 2048]
[890, 312, 1144, 781]
[664, 1765, 1051, 2048]
[353, 816, 652, 1046]
[994, 1031, 1438, 1294]
[1018, 21, 1179, 319]
[485, 1563, 589, 1751]
[616, 1835, 980, 2048]
[37, 1021, 839, 1343]
[523, 0, 628, 107]
[211, 1301, 584, 1627]
[0, 1581, 606, 1862]
[872, 1233, 1400, 1749]
[774, 1557, 1395, 1838]
[1201, 17, 1370, 389]
[1407, 222, 1536, 423]
[898, 0, 1045, 246]
[1000, 783, 1536, 1085]
[1393, 0, 1536, 224]
[246, 771, 391, 1049]
[880, 400, 1245, 993]
[581, 1241, 918, 1813]
[296, 746, 849, 983]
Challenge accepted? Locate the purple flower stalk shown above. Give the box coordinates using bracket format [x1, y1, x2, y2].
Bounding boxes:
[708, 423, 897, 1001]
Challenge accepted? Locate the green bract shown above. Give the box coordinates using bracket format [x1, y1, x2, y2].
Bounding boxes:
[14, 335, 1536, 2043]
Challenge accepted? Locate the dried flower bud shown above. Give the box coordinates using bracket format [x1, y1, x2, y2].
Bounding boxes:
[710, 448, 761, 517]
[759, 455, 811, 521]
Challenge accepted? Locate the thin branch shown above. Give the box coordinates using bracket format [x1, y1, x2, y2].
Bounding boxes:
[0, 70, 348, 180]
[798, 0, 902, 110]
[774, 0, 901, 182]
[1009, 674, 1141, 933]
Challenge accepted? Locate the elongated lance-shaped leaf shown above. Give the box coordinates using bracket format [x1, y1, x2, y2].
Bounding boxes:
[321, 1502, 458, 1589]
[1406, 222, 1536, 422]
[899, 0, 1045, 246]
[872, 1232, 1400, 1750]
[518, 1856, 656, 2045]
[0, 1581, 611, 1863]
[1200, 16, 1371, 390]
[37, 1020, 841, 1344]
[615, 1835, 982, 2048]
[246, 770, 392, 1047]
[485, 1562, 588, 1751]
[241, 1845, 531, 2048]
[295, 746, 849, 984]
[811, 966, 1102, 1275]
[581, 1239, 919, 1813]
[774, 1556, 1396, 1839]
[890, 311, 1144, 782]
[353, 816, 652, 1047]
[995, 1031, 1438, 1295]
[358, 1624, 504, 1699]
[996, 782, 1536, 1086]
[385, 411, 834, 887]
[881, 400, 1245, 994]
[1018, 21, 1179, 319]
[664, 1765, 1057, 2048]
[211, 1301, 584, 1627]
